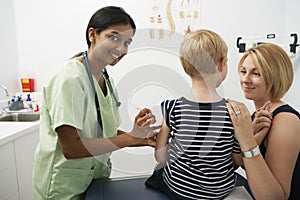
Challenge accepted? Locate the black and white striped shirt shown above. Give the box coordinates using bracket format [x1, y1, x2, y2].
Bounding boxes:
[161, 97, 241, 199]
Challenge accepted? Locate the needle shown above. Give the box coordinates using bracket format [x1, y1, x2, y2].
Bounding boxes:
[129, 101, 142, 111]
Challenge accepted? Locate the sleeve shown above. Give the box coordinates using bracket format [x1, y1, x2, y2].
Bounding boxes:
[161, 99, 176, 129]
[48, 75, 86, 131]
[232, 136, 241, 153]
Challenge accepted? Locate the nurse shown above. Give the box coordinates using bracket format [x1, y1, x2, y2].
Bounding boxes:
[33, 6, 160, 199]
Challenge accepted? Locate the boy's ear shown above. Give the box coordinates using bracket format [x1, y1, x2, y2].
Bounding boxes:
[217, 57, 227, 72]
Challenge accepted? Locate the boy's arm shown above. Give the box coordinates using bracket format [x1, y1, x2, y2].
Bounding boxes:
[232, 153, 243, 169]
[154, 119, 171, 163]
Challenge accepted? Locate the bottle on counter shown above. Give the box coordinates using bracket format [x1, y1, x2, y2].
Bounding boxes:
[32, 101, 39, 112]
[23, 94, 33, 112]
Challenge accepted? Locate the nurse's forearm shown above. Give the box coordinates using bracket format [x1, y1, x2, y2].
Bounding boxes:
[63, 134, 139, 159]
[117, 130, 150, 147]
[57, 125, 139, 159]
[79, 134, 139, 157]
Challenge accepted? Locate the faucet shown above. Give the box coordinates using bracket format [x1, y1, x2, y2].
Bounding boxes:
[0, 84, 10, 97]
[0, 84, 10, 116]
[1, 106, 8, 116]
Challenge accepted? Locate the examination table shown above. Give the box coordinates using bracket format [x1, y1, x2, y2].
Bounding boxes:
[85, 175, 253, 200]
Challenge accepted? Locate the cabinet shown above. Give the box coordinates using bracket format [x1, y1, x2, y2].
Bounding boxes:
[0, 123, 39, 200]
[0, 142, 19, 200]
[14, 129, 39, 200]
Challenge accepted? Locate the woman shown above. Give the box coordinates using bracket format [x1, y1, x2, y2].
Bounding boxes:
[227, 43, 300, 199]
[33, 6, 160, 199]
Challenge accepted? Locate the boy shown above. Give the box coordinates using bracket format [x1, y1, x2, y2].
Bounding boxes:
[146, 29, 242, 199]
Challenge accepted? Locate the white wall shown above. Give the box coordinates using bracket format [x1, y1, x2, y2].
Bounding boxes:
[283, 0, 300, 110]
[1, 0, 299, 177]
[9, 0, 299, 109]
[200, 0, 286, 110]
[13, 0, 160, 92]
[0, 0, 19, 97]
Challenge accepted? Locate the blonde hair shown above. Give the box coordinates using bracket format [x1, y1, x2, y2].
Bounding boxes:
[238, 43, 293, 101]
[180, 29, 228, 77]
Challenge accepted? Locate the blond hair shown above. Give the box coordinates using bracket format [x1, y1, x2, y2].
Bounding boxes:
[179, 29, 228, 77]
[238, 43, 293, 101]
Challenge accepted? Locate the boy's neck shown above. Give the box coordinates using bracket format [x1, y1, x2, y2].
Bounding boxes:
[186, 78, 222, 103]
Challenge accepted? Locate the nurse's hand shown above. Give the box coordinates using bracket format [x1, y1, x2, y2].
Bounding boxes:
[134, 108, 157, 126]
[130, 108, 161, 146]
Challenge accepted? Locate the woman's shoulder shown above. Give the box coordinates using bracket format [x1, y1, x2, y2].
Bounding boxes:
[270, 104, 300, 139]
[272, 104, 300, 119]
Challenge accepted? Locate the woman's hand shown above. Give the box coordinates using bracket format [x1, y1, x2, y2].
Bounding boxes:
[253, 101, 272, 134]
[252, 101, 272, 145]
[226, 99, 257, 151]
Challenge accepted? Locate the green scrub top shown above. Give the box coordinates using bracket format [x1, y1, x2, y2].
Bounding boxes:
[33, 58, 121, 200]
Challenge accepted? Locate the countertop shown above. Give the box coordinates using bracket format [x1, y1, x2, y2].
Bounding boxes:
[0, 121, 39, 146]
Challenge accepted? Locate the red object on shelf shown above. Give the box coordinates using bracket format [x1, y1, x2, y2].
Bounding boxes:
[21, 78, 35, 92]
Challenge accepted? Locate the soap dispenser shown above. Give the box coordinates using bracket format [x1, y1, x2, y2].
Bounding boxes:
[24, 94, 33, 111]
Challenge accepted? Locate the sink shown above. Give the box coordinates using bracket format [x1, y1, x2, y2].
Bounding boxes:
[0, 112, 40, 122]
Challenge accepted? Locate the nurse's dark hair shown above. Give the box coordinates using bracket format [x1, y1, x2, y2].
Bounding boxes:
[71, 6, 136, 58]
[86, 6, 136, 48]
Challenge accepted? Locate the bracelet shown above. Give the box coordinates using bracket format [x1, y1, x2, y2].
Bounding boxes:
[242, 145, 261, 158]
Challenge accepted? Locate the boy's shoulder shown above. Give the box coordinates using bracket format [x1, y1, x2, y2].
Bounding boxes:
[161, 98, 180, 106]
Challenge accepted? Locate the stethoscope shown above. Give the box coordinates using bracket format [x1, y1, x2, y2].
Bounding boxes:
[82, 51, 121, 108]
[102, 68, 121, 107]
[82, 51, 121, 137]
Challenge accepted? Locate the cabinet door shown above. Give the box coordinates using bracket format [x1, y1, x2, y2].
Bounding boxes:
[0, 142, 19, 200]
[14, 129, 39, 200]
[8, 193, 20, 200]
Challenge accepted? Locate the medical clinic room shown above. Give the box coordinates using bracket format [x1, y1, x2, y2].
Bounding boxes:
[1, 0, 299, 199]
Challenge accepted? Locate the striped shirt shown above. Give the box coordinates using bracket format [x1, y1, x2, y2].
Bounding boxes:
[161, 97, 241, 199]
